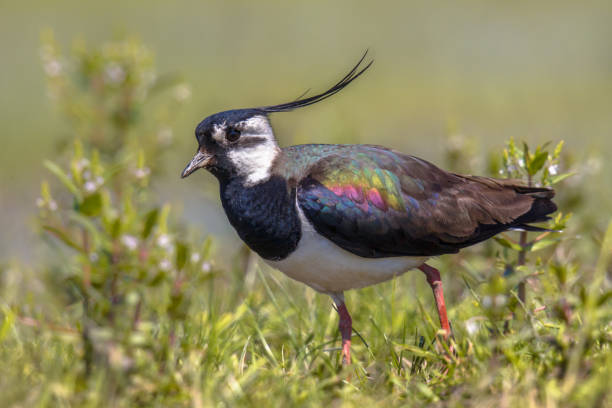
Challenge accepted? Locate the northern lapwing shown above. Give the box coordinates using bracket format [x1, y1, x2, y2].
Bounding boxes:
[181, 52, 557, 364]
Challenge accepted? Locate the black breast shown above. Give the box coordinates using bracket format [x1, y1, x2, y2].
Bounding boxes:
[220, 175, 301, 261]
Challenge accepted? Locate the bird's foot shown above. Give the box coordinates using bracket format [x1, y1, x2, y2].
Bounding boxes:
[434, 332, 456, 357]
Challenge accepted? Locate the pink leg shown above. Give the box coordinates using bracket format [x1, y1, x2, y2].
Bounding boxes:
[337, 303, 352, 364]
[418, 263, 451, 338]
[332, 293, 352, 364]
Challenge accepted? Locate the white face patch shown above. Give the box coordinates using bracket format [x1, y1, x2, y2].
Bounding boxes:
[238, 116, 272, 136]
[211, 123, 226, 143]
[226, 115, 280, 186]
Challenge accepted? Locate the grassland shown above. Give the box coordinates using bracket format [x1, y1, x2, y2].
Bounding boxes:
[1, 2, 611, 406]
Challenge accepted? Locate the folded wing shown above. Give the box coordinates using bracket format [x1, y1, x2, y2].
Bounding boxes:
[297, 145, 556, 258]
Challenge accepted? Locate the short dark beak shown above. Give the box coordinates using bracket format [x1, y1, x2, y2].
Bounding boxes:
[181, 150, 213, 178]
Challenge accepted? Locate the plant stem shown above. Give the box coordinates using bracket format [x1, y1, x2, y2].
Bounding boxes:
[517, 232, 527, 303]
[109, 239, 120, 323]
[81, 228, 93, 376]
[82, 228, 91, 288]
[517, 173, 533, 303]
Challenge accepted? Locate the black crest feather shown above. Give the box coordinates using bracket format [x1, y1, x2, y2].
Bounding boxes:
[259, 50, 373, 113]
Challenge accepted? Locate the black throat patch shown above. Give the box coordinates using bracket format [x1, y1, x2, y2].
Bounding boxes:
[220, 175, 301, 261]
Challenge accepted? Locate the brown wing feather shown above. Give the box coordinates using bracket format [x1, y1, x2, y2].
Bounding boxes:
[297, 145, 557, 258]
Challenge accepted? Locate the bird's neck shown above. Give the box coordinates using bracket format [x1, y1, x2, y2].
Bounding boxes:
[219, 175, 301, 261]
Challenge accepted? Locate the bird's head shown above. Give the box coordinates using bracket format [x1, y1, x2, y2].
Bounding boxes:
[181, 108, 279, 185]
[181, 51, 373, 186]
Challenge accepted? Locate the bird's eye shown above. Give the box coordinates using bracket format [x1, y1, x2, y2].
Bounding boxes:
[225, 127, 241, 142]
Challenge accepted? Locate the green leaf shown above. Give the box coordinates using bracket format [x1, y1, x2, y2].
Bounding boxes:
[0, 307, 15, 341]
[158, 204, 171, 234]
[105, 161, 125, 181]
[175, 241, 188, 270]
[550, 263, 568, 285]
[69, 213, 101, 247]
[110, 217, 121, 239]
[42, 225, 84, 252]
[596, 290, 612, 307]
[531, 238, 559, 252]
[141, 208, 159, 239]
[397, 344, 442, 360]
[201, 236, 213, 259]
[540, 141, 552, 151]
[550, 172, 574, 184]
[528, 151, 548, 175]
[44, 160, 81, 200]
[168, 292, 187, 319]
[553, 140, 565, 159]
[149, 271, 167, 286]
[79, 193, 102, 216]
[494, 237, 523, 252]
[522, 142, 530, 169]
[40, 181, 52, 202]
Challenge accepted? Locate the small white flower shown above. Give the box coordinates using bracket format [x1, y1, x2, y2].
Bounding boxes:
[133, 167, 151, 179]
[494, 294, 507, 307]
[482, 296, 492, 308]
[201, 261, 212, 273]
[173, 84, 191, 102]
[48, 200, 58, 211]
[95, 176, 104, 186]
[105, 62, 126, 84]
[121, 234, 139, 251]
[89, 252, 99, 262]
[548, 164, 558, 176]
[518, 158, 525, 167]
[190, 253, 201, 264]
[44, 59, 62, 77]
[36, 198, 45, 208]
[75, 158, 90, 172]
[159, 259, 172, 271]
[84, 181, 97, 193]
[465, 318, 479, 335]
[157, 234, 172, 250]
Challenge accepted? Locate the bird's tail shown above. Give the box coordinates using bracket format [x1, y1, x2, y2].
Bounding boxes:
[510, 186, 558, 230]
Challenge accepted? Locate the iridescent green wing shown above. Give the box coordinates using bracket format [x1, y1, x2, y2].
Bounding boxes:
[296, 145, 555, 258]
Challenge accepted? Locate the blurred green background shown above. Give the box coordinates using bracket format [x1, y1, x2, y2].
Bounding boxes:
[2, 0, 612, 261]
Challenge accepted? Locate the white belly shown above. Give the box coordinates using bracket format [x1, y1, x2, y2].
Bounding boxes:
[265, 211, 427, 293]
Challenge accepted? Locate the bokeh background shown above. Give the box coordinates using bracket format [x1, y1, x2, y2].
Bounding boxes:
[2, 0, 612, 261]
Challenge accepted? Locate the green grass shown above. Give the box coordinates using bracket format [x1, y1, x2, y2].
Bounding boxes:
[1, 231, 611, 407]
